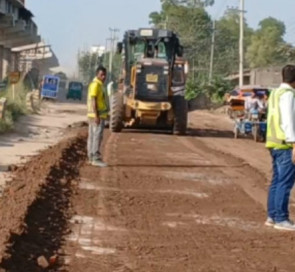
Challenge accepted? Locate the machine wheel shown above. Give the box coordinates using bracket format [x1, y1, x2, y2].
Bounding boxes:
[110, 92, 124, 133]
[172, 96, 188, 135]
[253, 124, 259, 142]
[234, 126, 239, 139]
[227, 108, 234, 119]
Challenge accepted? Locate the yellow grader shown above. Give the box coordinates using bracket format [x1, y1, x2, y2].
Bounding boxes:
[110, 28, 188, 135]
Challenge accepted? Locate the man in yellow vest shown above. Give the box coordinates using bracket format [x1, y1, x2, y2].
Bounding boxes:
[266, 65, 295, 231]
[87, 66, 108, 167]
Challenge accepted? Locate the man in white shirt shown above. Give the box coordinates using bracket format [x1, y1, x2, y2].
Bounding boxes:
[107, 81, 114, 98]
[265, 65, 295, 231]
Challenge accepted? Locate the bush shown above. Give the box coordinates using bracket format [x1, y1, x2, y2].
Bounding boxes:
[0, 82, 29, 132]
[0, 119, 12, 133]
[185, 75, 233, 105]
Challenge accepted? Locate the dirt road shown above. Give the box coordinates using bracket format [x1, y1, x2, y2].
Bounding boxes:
[1, 110, 295, 271]
[0, 101, 86, 192]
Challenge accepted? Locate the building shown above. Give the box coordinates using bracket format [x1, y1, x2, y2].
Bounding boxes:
[91, 45, 106, 57]
[12, 42, 59, 76]
[0, 0, 55, 82]
[226, 67, 282, 88]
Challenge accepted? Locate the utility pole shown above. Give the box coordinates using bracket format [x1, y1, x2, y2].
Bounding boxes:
[228, 1, 246, 87]
[108, 28, 119, 75]
[164, 15, 169, 30]
[239, 0, 245, 87]
[209, 20, 216, 84]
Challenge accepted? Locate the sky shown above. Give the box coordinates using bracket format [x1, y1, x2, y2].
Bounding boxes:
[26, 0, 295, 76]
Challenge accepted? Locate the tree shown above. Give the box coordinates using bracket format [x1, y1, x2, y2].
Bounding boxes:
[150, 1, 295, 103]
[214, 10, 253, 76]
[160, 0, 214, 7]
[246, 17, 287, 68]
[77, 51, 99, 84]
[150, 1, 213, 81]
[277, 43, 295, 63]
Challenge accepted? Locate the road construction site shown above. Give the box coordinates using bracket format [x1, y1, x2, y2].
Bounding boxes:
[0, 102, 294, 272]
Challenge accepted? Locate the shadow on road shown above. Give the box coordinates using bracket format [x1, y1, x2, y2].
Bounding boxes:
[108, 163, 246, 168]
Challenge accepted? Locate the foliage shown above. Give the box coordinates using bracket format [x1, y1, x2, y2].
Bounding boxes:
[205, 76, 234, 103]
[185, 77, 206, 100]
[77, 51, 99, 84]
[77, 49, 123, 87]
[0, 82, 28, 132]
[214, 10, 253, 75]
[150, 2, 213, 76]
[246, 17, 287, 68]
[149, 1, 295, 103]
[185, 76, 233, 103]
[99, 52, 122, 84]
[277, 43, 295, 63]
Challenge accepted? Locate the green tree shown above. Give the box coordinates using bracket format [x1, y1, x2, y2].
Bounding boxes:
[246, 17, 286, 68]
[160, 0, 214, 7]
[277, 43, 295, 63]
[99, 52, 122, 85]
[150, 1, 212, 80]
[214, 10, 253, 76]
[77, 51, 99, 84]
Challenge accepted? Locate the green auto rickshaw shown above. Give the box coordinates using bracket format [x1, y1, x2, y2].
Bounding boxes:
[66, 81, 83, 100]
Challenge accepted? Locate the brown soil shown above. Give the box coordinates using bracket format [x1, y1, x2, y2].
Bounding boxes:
[1, 111, 295, 272]
[63, 130, 295, 272]
[0, 129, 87, 271]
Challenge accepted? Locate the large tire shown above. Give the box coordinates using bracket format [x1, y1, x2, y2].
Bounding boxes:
[110, 92, 124, 133]
[172, 95, 188, 135]
[234, 125, 239, 139]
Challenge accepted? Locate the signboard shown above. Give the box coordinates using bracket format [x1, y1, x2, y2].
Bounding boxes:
[9, 72, 20, 84]
[140, 29, 153, 37]
[41, 75, 60, 99]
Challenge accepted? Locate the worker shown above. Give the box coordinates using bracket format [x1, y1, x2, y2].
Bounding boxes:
[146, 44, 154, 58]
[265, 65, 295, 231]
[244, 91, 267, 120]
[87, 66, 108, 167]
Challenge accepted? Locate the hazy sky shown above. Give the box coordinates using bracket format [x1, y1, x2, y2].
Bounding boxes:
[26, 0, 295, 75]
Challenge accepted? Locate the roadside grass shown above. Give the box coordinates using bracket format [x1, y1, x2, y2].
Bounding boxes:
[0, 82, 29, 133]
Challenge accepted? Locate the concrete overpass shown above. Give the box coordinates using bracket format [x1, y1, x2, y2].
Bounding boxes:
[0, 0, 57, 82]
[12, 42, 59, 87]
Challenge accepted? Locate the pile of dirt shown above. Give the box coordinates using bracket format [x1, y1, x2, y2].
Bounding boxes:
[0, 130, 87, 271]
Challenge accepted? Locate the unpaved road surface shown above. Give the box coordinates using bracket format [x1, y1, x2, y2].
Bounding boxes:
[1, 110, 295, 271]
[0, 101, 86, 190]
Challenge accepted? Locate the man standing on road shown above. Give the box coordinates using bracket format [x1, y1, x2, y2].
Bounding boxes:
[266, 65, 295, 231]
[87, 66, 108, 167]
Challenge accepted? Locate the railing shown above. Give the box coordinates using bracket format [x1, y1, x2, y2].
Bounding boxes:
[25, 19, 37, 35]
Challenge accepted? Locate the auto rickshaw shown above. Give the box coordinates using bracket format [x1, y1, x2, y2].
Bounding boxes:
[225, 86, 269, 142]
[225, 85, 260, 119]
[66, 81, 83, 100]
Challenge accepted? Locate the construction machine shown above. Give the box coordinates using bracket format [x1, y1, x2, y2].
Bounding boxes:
[110, 28, 188, 135]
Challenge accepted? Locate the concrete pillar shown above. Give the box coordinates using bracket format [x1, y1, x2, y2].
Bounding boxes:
[11, 52, 20, 72]
[2, 48, 11, 78]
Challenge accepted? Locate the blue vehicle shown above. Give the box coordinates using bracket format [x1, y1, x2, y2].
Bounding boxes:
[234, 109, 267, 142]
[231, 87, 269, 142]
[41, 75, 60, 100]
